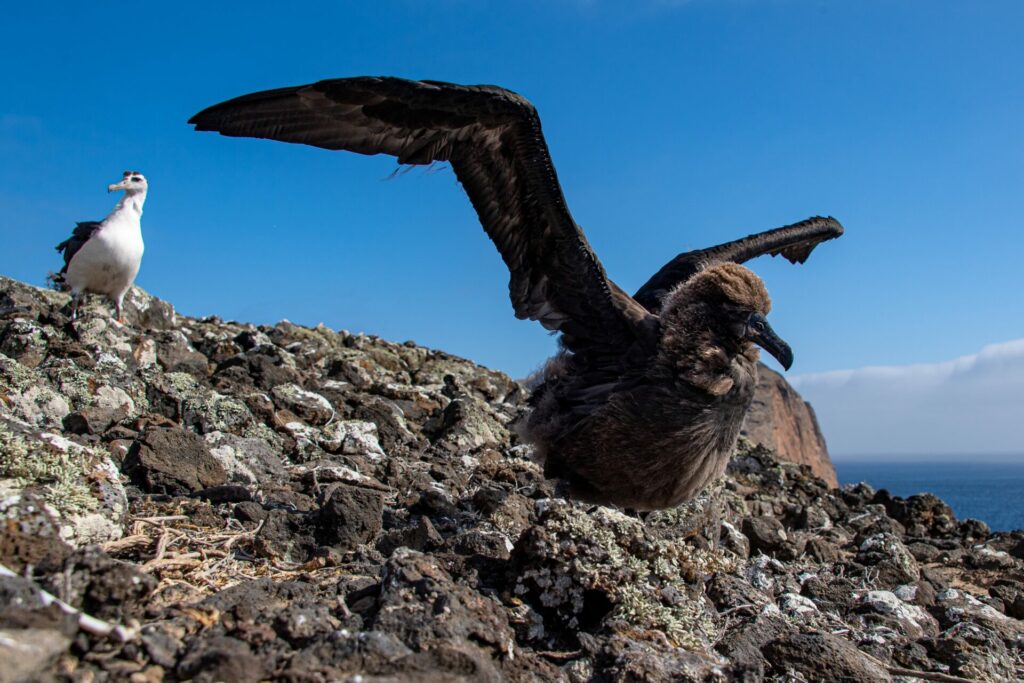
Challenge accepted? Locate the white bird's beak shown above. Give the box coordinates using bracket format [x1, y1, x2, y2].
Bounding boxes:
[108, 179, 129, 193]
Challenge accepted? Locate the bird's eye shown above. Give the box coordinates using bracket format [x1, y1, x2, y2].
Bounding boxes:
[132, 177, 142, 182]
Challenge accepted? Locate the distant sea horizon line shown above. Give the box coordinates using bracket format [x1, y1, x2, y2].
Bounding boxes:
[831, 453, 1024, 464]
[832, 459, 1024, 531]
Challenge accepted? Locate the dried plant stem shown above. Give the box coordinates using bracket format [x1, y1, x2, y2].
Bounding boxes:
[0, 564, 137, 642]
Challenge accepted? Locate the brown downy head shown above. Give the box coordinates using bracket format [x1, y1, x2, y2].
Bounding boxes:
[661, 263, 793, 371]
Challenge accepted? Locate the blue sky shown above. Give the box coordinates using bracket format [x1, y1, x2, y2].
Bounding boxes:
[2, 2, 1022, 453]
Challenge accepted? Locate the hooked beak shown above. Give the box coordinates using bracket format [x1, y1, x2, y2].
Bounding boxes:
[747, 313, 794, 371]
[108, 179, 129, 193]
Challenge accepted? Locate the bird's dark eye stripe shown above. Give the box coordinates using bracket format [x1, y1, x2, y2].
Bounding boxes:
[132, 177, 142, 182]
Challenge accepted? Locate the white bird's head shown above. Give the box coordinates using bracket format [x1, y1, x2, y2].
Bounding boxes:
[108, 170, 147, 194]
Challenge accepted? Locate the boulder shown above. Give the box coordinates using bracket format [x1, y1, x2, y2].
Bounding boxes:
[123, 426, 227, 495]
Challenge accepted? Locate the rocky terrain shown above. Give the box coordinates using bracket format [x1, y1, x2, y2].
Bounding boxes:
[1, 275, 1022, 683]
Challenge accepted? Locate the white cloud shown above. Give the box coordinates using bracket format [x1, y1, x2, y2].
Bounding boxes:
[790, 339, 1024, 459]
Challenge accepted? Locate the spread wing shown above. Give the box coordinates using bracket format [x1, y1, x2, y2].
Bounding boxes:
[190, 76, 654, 353]
[633, 216, 844, 312]
[55, 221, 102, 274]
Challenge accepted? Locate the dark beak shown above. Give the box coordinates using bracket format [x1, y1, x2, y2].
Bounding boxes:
[748, 313, 794, 371]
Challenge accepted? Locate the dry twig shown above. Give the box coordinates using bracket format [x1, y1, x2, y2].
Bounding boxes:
[0, 564, 137, 642]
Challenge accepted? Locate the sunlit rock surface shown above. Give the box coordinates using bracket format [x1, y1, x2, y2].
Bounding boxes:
[1, 276, 1021, 682]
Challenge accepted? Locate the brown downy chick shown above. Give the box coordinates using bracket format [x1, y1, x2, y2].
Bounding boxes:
[190, 76, 838, 511]
[530, 263, 792, 510]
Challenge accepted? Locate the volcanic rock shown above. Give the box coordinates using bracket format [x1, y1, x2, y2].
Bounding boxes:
[123, 426, 227, 495]
[764, 632, 892, 682]
[1, 275, 1022, 682]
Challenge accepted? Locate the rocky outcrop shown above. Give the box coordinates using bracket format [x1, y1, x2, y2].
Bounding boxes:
[1, 276, 1021, 682]
[743, 362, 837, 486]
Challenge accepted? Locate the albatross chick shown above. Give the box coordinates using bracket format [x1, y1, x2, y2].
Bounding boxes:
[190, 77, 843, 509]
[54, 171, 147, 323]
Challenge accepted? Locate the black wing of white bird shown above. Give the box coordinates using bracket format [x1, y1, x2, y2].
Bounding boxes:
[190, 77, 844, 510]
[54, 171, 147, 323]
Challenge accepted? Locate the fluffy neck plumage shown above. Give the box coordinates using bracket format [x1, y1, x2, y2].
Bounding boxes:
[112, 191, 147, 218]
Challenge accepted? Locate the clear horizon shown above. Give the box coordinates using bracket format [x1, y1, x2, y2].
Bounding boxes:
[832, 453, 1024, 463]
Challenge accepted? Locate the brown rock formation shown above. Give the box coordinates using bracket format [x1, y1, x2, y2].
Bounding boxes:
[743, 363, 837, 486]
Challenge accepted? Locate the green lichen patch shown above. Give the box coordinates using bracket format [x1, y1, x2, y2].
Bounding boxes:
[0, 354, 38, 393]
[515, 500, 733, 650]
[0, 419, 101, 516]
[152, 372, 261, 437]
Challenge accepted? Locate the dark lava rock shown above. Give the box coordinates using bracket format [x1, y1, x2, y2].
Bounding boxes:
[0, 492, 72, 572]
[274, 603, 338, 644]
[38, 547, 156, 622]
[377, 515, 444, 556]
[959, 518, 991, 542]
[0, 626, 72, 683]
[255, 509, 320, 564]
[594, 633, 731, 683]
[177, 635, 266, 683]
[370, 549, 515, 661]
[991, 581, 1024, 619]
[4, 276, 1023, 683]
[926, 629, 1018, 681]
[804, 537, 841, 563]
[707, 574, 771, 611]
[742, 515, 789, 555]
[233, 500, 268, 523]
[0, 574, 78, 634]
[140, 625, 184, 668]
[317, 484, 385, 552]
[716, 614, 795, 681]
[193, 484, 251, 504]
[765, 632, 892, 682]
[800, 576, 858, 613]
[877, 491, 958, 538]
[62, 404, 127, 435]
[123, 426, 227, 495]
[856, 532, 920, 587]
[906, 540, 943, 563]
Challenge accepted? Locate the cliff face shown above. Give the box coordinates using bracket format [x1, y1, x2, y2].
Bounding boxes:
[743, 363, 837, 487]
[2, 276, 1023, 683]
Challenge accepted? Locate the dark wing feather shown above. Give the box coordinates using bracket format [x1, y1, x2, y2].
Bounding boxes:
[55, 221, 102, 274]
[190, 77, 654, 353]
[633, 216, 844, 312]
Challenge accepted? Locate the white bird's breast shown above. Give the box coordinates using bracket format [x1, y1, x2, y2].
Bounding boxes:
[64, 212, 145, 297]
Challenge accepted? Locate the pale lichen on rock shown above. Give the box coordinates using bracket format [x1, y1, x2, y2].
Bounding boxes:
[0, 416, 125, 546]
[0, 275, 1022, 682]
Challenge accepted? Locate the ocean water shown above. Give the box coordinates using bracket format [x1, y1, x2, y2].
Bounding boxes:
[835, 460, 1024, 532]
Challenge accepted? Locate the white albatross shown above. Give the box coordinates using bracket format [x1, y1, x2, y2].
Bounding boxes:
[55, 171, 147, 323]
